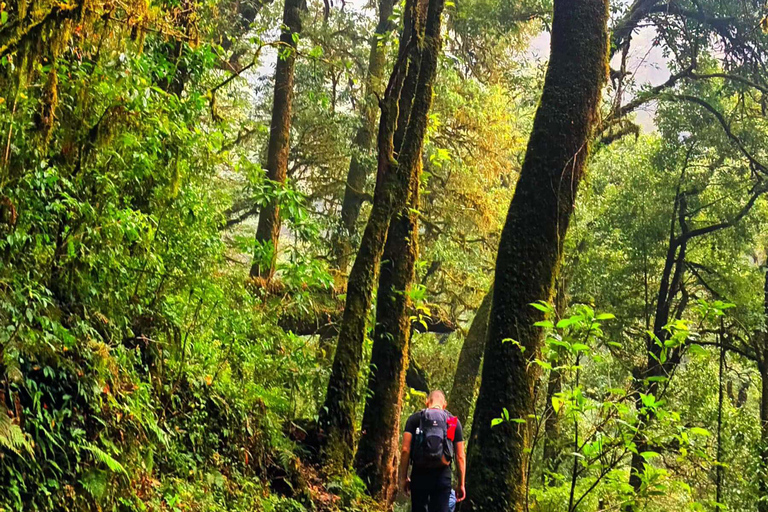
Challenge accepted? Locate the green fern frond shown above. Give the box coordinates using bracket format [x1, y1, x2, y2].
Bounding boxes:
[0, 406, 34, 457]
[83, 443, 127, 475]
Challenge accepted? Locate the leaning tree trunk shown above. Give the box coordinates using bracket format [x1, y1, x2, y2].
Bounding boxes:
[318, 0, 445, 468]
[353, 0, 433, 497]
[333, 0, 396, 273]
[460, 0, 608, 510]
[450, 287, 493, 427]
[354, 182, 421, 503]
[249, 0, 302, 281]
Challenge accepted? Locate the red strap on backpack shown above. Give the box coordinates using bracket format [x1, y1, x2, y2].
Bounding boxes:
[446, 415, 458, 441]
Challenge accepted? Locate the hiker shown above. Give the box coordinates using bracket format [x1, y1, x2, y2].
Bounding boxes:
[399, 390, 466, 512]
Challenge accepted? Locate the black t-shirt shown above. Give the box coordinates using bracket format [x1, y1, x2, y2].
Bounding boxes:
[404, 409, 463, 489]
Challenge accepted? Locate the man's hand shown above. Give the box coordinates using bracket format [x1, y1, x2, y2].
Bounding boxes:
[455, 484, 466, 502]
[400, 477, 411, 496]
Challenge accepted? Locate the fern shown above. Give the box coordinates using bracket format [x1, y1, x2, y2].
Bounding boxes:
[83, 443, 127, 475]
[0, 406, 34, 457]
[79, 469, 109, 499]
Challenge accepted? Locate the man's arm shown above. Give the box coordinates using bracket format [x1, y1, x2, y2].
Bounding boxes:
[399, 432, 413, 495]
[455, 441, 466, 501]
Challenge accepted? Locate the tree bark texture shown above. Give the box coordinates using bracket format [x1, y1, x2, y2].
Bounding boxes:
[449, 287, 493, 428]
[334, 0, 396, 272]
[250, 0, 302, 280]
[355, 177, 421, 503]
[318, 0, 445, 468]
[461, 0, 608, 509]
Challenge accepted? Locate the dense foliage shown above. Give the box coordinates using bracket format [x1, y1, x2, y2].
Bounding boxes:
[3, 0, 768, 510]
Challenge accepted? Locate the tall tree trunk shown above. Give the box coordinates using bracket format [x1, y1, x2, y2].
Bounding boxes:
[450, 287, 493, 427]
[333, 0, 396, 272]
[461, 0, 608, 509]
[352, 0, 427, 496]
[760, 269, 768, 512]
[249, 0, 302, 281]
[629, 193, 690, 494]
[354, 180, 421, 503]
[318, 0, 445, 467]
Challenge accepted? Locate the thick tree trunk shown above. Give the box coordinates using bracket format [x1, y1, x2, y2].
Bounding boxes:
[355, 181, 421, 503]
[450, 287, 493, 427]
[317, 0, 445, 468]
[352, 0, 428, 495]
[249, 0, 302, 281]
[334, 0, 396, 272]
[460, 0, 608, 510]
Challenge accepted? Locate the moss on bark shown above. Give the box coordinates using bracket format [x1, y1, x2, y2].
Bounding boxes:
[334, 0, 396, 272]
[318, 0, 445, 470]
[460, 0, 608, 510]
[353, 0, 443, 494]
[354, 178, 420, 504]
[250, 0, 303, 281]
[449, 287, 493, 428]
[317, 0, 422, 468]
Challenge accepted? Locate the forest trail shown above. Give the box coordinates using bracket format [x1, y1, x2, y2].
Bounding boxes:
[2, 0, 768, 511]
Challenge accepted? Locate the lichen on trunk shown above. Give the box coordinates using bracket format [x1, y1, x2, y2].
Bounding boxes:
[460, 0, 608, 509]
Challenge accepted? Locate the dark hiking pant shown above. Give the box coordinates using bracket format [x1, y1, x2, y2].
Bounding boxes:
[411, 485, 451, 512]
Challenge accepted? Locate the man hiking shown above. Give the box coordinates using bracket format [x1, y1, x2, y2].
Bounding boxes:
[399, 390, 466, 512]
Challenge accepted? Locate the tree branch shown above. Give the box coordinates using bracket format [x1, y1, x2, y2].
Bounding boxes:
[669, 94, 768, 175]
[675, 184, 766, 243]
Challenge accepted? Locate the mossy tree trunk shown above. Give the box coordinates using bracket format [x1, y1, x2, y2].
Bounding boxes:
[460, 0, 608, 509]
[333, 0, 396, 273]
[354, 181, 420, 503]
[354, 0, 443, 496]
[318, 0, 445, 467]
[249, 0, 303, 281]
[449, 287, 493, 427]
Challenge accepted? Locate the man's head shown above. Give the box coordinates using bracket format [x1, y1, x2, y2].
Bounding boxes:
[426, 390, 447, 409]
